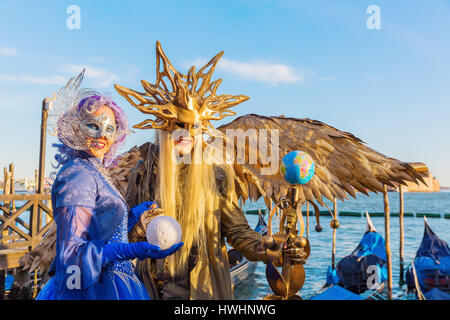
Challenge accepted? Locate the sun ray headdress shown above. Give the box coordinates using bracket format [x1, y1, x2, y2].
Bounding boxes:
[114, 41, 249, 134]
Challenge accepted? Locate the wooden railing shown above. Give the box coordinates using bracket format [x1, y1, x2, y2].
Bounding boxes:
[0, 193, 53, 270]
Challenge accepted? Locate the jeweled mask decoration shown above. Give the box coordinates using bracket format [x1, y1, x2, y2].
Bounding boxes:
[114, 41, 249, 134]
[79, 112, 117, 141]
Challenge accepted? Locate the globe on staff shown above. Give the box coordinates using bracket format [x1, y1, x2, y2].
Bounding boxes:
[280, 151, 315, 184]
[146, 215, 182, 250]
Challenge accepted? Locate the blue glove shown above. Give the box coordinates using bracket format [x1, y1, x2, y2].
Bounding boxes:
[102, 241, 184, 266]
[148, 242, 184, 259]
[128, 201, 158, 231]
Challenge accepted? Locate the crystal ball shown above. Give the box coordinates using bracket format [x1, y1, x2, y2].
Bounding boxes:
[146, 215, 182, 250]
[280, 151, 315, 185]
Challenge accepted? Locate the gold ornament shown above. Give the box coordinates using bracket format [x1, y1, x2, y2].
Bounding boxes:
[114, 41, 249, 132]
[263, 192, 311, 300]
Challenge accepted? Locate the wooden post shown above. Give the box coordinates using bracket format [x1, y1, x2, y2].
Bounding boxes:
[2, 168, 9, 239]
[332, 198, 337, 269]
[34, 169, 38, 193]
[37, 99, 49, 194]
[306, 202, 309, 238]
[30, 195, 39, 249]
[35, 99, 49, 235]
[3, 167, 10, 208]
[9, 163, 15, 213]
[269, 198, 273, 219]
[383, 185, 393, 300]
[399, 184, 405, 285]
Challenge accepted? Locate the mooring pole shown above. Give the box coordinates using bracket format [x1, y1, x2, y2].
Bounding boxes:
[331, 198, 337, 269]
[383, 185, 393, 300]
[3, 167, 10, 209]
[399, 184, 405, 285]
[37, 98, 49, 194]
[32, 98, 49, 246]
[9, 163, 15, 213]
[2, 167, 9, 238]
[34, 169, 38, 192]
[306, 202, 310, 238]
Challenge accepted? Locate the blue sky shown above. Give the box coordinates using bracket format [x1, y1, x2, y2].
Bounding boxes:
[0, 0, 449, 185]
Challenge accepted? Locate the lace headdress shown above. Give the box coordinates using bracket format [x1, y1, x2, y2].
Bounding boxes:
[47, 69, 129, 167]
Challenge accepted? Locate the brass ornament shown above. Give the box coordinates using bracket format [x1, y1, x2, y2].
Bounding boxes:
[330, 219, 340, 229]
[263, 193, 310, 300]
[114, 41, 249, 131]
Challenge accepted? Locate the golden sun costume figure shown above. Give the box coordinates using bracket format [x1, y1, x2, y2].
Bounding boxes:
[17, 42, 427, 300]
[113, 42, 271, 299]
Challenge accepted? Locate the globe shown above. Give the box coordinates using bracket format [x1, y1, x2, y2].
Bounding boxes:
[146, 215, 182, 250]
[280, 151, 315, 184]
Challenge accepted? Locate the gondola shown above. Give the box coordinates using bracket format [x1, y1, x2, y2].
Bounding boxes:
[405, 217, 450, 300]
[310, 212, 387, 300]
[229, 210, 267, 288]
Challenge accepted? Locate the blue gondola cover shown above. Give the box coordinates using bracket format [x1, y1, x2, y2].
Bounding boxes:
[326, 266, 339, 285]
[329, 231, 387, 292]
[424, 288, 450, 300]
[354, 232, 386, 262]
[5, 274, 14, 291]
[406, 222, 450, 299]
[416, 223, 450, 261]
[310, 285, 363, 300]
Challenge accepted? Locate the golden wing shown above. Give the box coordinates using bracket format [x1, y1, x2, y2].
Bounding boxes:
[17, 223, 57, 284]
[217, 114, 428, 208]
[107, 143, 150, 196]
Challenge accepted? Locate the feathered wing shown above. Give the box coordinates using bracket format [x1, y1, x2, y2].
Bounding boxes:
[217, 114, 428, 208]
[107, 143, 149, 195]
[17, 223, 57, 284]
[16, 114, 427, 279]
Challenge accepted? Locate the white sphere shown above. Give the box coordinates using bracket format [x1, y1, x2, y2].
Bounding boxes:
[146, 215, 182, 250]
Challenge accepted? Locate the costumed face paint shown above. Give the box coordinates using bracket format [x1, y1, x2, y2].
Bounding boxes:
[82, 105, 117, 159]
[172, 122, 200, 156]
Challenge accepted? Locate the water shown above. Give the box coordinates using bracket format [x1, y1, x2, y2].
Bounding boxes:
[234, 191, 450, 300]
[3, 190, 450, 299]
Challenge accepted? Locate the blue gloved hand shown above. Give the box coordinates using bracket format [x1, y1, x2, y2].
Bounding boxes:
[128, 201, 158, 231]
[148, 242, 184, 259]
[102, 241, 184, 266]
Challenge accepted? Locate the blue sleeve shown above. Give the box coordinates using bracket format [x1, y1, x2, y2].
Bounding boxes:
[127, 201, 158, 233]
[53, 163, 97, 208]
[127, 211, 139, 233]
[53, 205, 104, 289]
[52, 163, 103, 289]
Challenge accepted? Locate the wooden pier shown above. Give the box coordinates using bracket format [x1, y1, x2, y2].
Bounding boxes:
[0, 99, 52, 299]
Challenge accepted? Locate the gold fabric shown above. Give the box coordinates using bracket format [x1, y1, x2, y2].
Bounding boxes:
[126, 142, 268, 300]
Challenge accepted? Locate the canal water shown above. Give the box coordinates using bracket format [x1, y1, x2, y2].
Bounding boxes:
[3, 190, 449, 299]
[234, 191, 450, 300]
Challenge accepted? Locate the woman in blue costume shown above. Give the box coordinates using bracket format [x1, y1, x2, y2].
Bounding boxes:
[37, 79, 182, 300]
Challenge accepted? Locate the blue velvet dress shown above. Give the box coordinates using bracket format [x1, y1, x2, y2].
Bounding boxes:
[36, 155, 150, 300]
